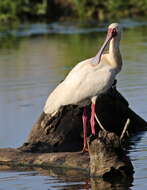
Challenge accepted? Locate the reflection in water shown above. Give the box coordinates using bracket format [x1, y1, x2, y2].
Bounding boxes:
[91, 178, 132, 190]
[0, 21, 147, 189]
[0, 166, 133, 190]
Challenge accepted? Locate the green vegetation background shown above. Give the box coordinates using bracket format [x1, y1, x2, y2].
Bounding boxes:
[0, 0, 147, 23]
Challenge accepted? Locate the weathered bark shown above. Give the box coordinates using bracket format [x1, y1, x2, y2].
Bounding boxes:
[19, 87, 147, 153]
[0, 130, 134, 178]
[88, 131, 134, 178]
[0, 148, 89, 171]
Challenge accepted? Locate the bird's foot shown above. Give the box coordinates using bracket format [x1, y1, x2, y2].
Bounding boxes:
[82, 146, 88, 153]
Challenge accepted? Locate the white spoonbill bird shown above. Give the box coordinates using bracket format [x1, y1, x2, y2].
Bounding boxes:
[44, 23, 122, 152]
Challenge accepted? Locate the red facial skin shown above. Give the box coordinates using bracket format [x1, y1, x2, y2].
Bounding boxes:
[108, 28, 117, 38]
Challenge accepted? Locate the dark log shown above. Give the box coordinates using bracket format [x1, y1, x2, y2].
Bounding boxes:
[0, 148, 89, 171]
[88, 131, 134, 178]
[0, 130, 134, 178]
[19, 87, 147, 153]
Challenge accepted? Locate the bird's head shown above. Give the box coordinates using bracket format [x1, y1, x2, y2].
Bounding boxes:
[107, 23, 121, 41]
[94, 23, 122, 64]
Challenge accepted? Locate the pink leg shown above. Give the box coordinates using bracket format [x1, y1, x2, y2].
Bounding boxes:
[90, 103, 96, 135]
[82, 106, 88, 152]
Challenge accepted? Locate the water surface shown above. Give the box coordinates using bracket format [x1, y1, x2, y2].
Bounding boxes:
[0, 20, 147, 189]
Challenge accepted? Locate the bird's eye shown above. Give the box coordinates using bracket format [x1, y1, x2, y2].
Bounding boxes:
[112, 28, 117, 37]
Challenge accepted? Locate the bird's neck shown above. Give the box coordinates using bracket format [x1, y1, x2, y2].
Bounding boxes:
[108, 37, 122, 72]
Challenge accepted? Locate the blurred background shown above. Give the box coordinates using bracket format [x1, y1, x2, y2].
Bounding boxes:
[0, 1, 147, 190]
[0, 0, 147, 23]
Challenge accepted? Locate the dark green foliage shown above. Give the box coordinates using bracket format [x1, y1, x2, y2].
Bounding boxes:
[0, 0, 47, 23]
[73, 0, 147, 20]
[0, 0, 147, 23]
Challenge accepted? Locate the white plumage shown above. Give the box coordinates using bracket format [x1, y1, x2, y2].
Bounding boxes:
[44, 57, 117, 115]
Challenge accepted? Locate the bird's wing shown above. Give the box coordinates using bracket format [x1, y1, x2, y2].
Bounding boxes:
[44, 59, 93, 114]
[44, 57, 114, 115]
